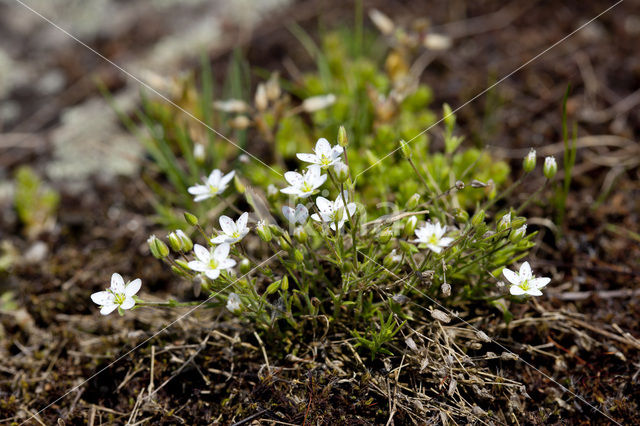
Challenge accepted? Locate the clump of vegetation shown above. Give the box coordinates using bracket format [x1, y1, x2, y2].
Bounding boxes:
[13, 166, 60, 239]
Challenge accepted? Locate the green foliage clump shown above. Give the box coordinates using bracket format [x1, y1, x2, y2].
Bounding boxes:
[13, 166, 59, 238]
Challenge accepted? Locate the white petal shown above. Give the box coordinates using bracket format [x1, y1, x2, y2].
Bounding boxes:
[219, 216, 235, 235]
[205, 269, 221, 280]
[125, 279, 142, 297]
[193, 244, 210, 262]
[280, 186, 301, 195]
[188, 184, 208, 195]
[236, 212, 249, 231]
[426, 244, 443, 254]
[315, 138, 331, 156]
[509, 285, 526, 296]
[526, 288, 543, 296]
[213, 243, 230, 261]
[331, 146, 344, 157]
[315, 173, 328, 187]
[316, 197, 333, 214]
[282, 206, 296, 223]
[100, 303, 119, 315]
[297, 153, 320, 164]
[306, 165, 322, 178]
[502, 268, 521, 285]
[91, 291, 113, 306]
[519, 262, 532, 280]
[220, 258, 237, 270]
[311, 213, 322, 222]
[295, 204, 308, 223]
[439, 237, 454, 247]
[120, 297, 135, 310]
[346, 203, 357, 218]
[530, 277, 551, 289]
[284, 171, 303, 186]
[219, 170, 235, 186]
[296, 191, 313, 199]
[194, 194, 212, 202]
[110, 273, 125, 293]
[210, 235, 229, 244]
[188, 260, 209, 272]
[208, 169, 222, 184]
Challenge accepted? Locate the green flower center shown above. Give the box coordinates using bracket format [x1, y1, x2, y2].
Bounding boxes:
[519, 279, 530, 291]
[428, 234, 439, 245]
[231, 231, 240, 239]
[301, 182, 312, 193]
[320, 155, 330, 165]
[208, 259, 219, 269]
[114, 293, 126, 305]
[208, 184, 219, 194]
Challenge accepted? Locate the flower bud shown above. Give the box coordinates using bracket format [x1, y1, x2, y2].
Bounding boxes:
[240, 258, 251, 275]
[423, 33, 452, 51]
[281, 275, 289, 291]
[293, 226, 308, 244]
[369, 9, 394, 35]
[267, 184, 279, 202]
[334, 162, 349, 183]
[193, 143, 205, 164]
[400, 139, 412, 159]
[234, 175, 246, 194]
[378, 228, 393, 244]
[497, 212, 511, 232]
[543, 156, 557, 179]
[453, 208, 469, 224]
[278, 236, 291, 251]
[167, 231, 182, 251]
[294, 249, 304, 263]
[213, 99, 248, 113]
[440, 282, 451, 297]
[256, 220, 272, 242]
[229, 115, 251, 130]
[338, 125, 348, 147]
[443, 103, 455, 131]
[403, 216, 418, 237]
[511, 217, 527, 229]
[184, 211, 198, 226]
[405, 193, 420, 210]
[470, 180, 487, 188]
[471, 210, 485, 227]
[269, 224, 283, 237]
[509, 224, 527, 243]
[523, 149, 536, 173]
[148, 235, 169, 259]
[384, 249, 402, 267]
[266, 280, 281, 295]
[302, 94, 336, 112]
[266, 72, 281, 101]
[175, 259, 189, 270]
[342, 261, 354, 273]
[455, 180, 465, 190]
[254, 83, 268, 111]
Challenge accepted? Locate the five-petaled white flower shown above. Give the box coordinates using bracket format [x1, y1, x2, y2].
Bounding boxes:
[211, 212, 250, 244]
[282, 204, 309, 225]
[280, 165, 327, 199]
[297, 138, 344, 169]
[188, 243, 236, 280]
[188, 169, 235, 202]
[91, 273, 141, 315]
[311, 191, 356, 231]
[226, 292, 242, 314]
[413, 222, 454, 254]
[502, 261, 550, 296]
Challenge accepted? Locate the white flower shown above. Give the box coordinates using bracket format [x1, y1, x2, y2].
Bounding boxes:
[502, 261, 550, 297]
[90, 273, 141, 316]
[296, 138, 344, 169]
[412, 222, 454, 254]
[211, 212, 250, 244]
[226, 292, 242, 314]
[188, 169, 235, 202]
[282, 204, 309, 225]
[280, 165, 327, 199]
[188, 243, 236, 280]
[213, 99, 248, 113]
[302, 94, 336, 112]
[311, 191, 356, 231]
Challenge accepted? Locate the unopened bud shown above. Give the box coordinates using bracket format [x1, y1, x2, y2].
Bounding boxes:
[255, 83, 268, 111]
[470, 179, 487, 188]
[281, 275, 289, 291]
[267, 184, 279, 202]
[441, 282, 451, 297]
[293, 226, 308, 244]
[256, 220, 272, 242]
[443, 103, 455, 130]
[453, 208, 469, 224]
[167, 232, 182, 252]
[278, 236, 291, 251]
[400, 139, 412, 159]
[378, 228, 393, 244]
[229, 115, 251, 130]
[455, 180, 465, 190]
[148, 235, 169, 259]
[405, 193, 420, 210]
[240, 258, 251, 275]
[471, 210, 485, 227]
[338, 125, 348, 147]
[302, 94, 336, 112]
[523, 149, 537, 173]
[543, 156, 557, 179]
[403, 215, 418, 237]
[175, 259, 189, 270]
[193, 143, 205, 163]
[509, 224, 527, 243]
[234, 175, 246, 194]
[431, 309, 451, 323]
[497, 212, 511, 232]
[423, 33, 452, 51]
[269, 224, 283, 237]
[294, 249, 304, 263]
[334, 162, 349, 182]
[384, 249, 402, 267]
[265, 72, 281, 101]
[266, 280, 281, 295]
[184, 211, 198, 226]
[213, 99, 248, 113]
